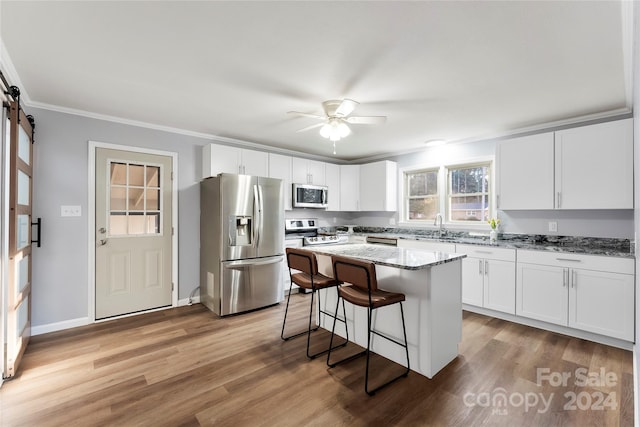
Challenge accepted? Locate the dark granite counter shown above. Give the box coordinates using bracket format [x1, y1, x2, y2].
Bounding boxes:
[318, 227, 634, 259]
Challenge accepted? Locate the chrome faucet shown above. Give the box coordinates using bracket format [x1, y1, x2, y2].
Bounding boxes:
[434, 213, 445, 238]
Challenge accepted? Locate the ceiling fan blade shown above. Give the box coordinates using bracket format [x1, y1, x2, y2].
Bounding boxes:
[334, 99, 359, 117]
[287, 111, 325, 120]
[345, 115, 387, 124]
[296, 122, 325, 133]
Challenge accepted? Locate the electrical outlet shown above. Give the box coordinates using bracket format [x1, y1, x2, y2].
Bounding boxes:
[548, 221, 558, 232]
[389, 217, 396, 226]
[61, 205, 82, 217]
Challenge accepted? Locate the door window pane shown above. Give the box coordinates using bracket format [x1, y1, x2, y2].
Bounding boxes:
[110, 187, 126, 210]
[110, 163, 127, 185]
[16, 255, 29, 294]
[18, 126, 30, 165]
[108, 161, 162, 236]
[17, 170, 30, 206]
[17, 297, 28, 339]
[16, 215, 29, 250]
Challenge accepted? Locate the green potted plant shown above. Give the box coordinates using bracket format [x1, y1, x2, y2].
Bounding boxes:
[488, 217, 500, 243]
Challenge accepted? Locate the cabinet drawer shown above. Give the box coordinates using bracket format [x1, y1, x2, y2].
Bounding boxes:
[517, 249, 634, 274]
[455, 244, 515, 262]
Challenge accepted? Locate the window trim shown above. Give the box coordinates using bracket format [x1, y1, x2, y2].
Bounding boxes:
[399, 156, 495, 230]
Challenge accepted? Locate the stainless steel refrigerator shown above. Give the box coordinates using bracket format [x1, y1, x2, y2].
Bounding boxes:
[200, 174, 284, 316]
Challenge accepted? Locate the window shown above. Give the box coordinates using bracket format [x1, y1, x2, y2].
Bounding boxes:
[403, 160, 493, 225]
[108, 162, 162, 236]
[405, 168, 439, 221]
[447, 163, 491, 223]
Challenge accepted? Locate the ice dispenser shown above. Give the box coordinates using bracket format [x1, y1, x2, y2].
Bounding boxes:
[229, 215, 252, 246]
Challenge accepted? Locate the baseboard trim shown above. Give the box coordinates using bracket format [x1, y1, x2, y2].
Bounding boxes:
[31, 317, 90, 336]
[463, 304, 634, 351]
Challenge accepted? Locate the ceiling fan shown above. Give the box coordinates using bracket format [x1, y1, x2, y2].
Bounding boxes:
[287, 99, 387, 154]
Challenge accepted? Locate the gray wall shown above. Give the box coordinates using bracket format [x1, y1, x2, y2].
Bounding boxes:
[31, 107, 205, 327]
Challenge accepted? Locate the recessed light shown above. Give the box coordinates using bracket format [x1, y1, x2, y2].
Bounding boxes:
[425, 139, 447, 147]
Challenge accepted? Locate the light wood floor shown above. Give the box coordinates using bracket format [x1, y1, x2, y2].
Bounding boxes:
[0, 293, 634, 426]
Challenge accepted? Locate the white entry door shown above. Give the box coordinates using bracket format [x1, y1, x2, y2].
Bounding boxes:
[95, 148, 173, 320]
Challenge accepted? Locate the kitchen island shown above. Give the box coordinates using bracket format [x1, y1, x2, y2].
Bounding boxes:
[305, 243, 466, 379]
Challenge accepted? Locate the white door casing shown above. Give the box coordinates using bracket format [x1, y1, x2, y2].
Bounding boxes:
[89, 142, 178, 322]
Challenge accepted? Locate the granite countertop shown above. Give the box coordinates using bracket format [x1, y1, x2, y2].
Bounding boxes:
[305, 243, 466, 270]
[327, 229, 634, 259]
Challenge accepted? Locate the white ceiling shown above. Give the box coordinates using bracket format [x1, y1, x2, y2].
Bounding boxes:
[0, 1, 632, 161]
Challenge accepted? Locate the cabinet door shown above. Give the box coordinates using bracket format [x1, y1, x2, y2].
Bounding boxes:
[202, 144, 241, 178]
[569, 269, 634, 341]
[268, 153, 292, 211]
[516, 263, 567, 326]
[241, 149, 268, 177]
[324, 163, 340, 211]
[555, 119, 633, 209]
[340, 165, 360, 211]
[307, 160, 325, 185]
[359, 161, 397, 211]
[461, 257, 484, 307]
[496, 132, 554, 210]
[291, 158, 310, 183]
[484, 259, 516, 314]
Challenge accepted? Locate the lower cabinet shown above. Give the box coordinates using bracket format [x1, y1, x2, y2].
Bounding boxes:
[457, 245, 516, 315]
[396, 239, 456, 253]
[516, 250, 634, 342]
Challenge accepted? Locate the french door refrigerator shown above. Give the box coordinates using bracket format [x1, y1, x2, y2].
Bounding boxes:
[200, 174, 284, 316]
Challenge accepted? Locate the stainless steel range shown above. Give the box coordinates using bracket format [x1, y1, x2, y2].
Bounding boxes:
[284, 218, 348, 246]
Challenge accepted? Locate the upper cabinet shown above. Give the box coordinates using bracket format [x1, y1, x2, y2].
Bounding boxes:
[496, 132, 555, 210]
[324, 163, 341, 211]
[202, 144, 268, 179]
[340, 165, 360, 211]
[496, 119, 633, 210]
[268, 153, 293, 211]
[359, 161, 397, 211]
[292, 158, 326, 185]
[555, 119, 633, 210]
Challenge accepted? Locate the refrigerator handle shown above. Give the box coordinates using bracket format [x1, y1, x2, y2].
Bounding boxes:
[253, 184, 261, 248]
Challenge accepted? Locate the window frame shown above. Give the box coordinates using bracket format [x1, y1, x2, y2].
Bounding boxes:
[404, 166, 441, 222]
[400, 157, 495, 229]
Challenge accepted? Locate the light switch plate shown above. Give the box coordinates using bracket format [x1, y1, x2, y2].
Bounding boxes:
[61, 205, 82, 217]
[548, 221, 558, 232]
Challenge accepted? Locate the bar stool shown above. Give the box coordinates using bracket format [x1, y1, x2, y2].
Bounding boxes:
[281, 247, 348, 359]
[327, 254, 410, 395]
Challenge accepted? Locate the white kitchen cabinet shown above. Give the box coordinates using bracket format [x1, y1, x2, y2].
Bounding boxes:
[292, 158, 325, 185]
[202, 144, 268, 179]
[496, 132, 555, 210]
[324, 163, 340, 211]
[516, 250, 634, 341]
[397, 239, 456, 253]
[268, 153, 293, 211]
[457, 245, 516, 314]
[496, 119, 633, 211]
[555, 118, 633, 209]
[340, 165, 360, 211]
[359, 160, 397, 211]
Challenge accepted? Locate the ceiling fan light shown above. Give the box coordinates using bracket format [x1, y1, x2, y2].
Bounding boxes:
[319, 123, 331, 138]
[337, 122, 351, 137]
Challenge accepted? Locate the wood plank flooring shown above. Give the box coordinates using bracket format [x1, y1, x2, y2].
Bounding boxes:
[0, 293, 634, 426]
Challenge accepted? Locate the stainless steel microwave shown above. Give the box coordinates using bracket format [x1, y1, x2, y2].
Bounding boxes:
[292, 183, 328, 208]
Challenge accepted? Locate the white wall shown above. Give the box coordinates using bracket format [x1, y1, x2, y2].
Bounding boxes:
[30, 107, 205, 327]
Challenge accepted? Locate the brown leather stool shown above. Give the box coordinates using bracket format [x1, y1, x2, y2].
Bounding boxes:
[281, 247, 348, 359]
[327, 254, 410, 395]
